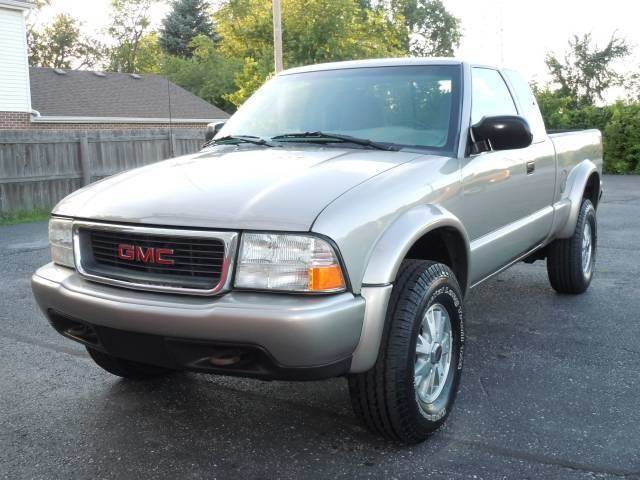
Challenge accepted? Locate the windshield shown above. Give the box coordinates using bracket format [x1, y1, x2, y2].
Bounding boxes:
[218, 65, 462, 153]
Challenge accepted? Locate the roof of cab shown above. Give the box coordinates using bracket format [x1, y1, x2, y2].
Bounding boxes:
[280, 58, 466, 76]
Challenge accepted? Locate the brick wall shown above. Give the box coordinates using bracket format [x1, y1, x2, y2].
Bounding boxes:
[28, 122, 209, 130]
[0, 112, 209, 130]
[0, 112, 31, 129]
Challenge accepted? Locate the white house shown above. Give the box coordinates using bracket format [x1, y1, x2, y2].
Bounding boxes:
[0, 0, 32, 128]
[0, 0, 228, 130]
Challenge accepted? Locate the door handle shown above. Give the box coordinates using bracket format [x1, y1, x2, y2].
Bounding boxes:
[526, 161, 535, 175]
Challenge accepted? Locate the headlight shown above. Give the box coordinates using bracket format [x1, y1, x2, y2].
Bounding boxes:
[49, 217, 75, 268]
[235, 233, 346, 293]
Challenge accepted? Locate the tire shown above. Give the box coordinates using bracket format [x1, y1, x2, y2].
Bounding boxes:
[86, 347, 174, 379]
[547, 199, 597, 294]
[348, 260, 465, 444]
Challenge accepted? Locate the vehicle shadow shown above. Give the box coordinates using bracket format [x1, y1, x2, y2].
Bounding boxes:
[75, 366, 462, 478]
[72, 265, 634, 478]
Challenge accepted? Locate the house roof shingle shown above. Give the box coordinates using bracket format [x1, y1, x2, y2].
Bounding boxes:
[29, 67, 229, 120]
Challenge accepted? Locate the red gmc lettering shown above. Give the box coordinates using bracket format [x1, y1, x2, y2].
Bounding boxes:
[117, 244, 135, 261]
[135, 246, 154, 263]
[116, 244, 175, 265]
[155, 248, 175, 265]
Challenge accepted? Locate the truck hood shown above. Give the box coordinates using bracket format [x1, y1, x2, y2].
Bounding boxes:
[53, 146, 421, 230]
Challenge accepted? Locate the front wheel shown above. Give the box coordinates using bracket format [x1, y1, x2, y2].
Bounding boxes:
[348, 260, 465, 444]
[547, 199, 597, 294]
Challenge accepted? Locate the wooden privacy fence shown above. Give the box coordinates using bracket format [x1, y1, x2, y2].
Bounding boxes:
[0, 128, 205, 214]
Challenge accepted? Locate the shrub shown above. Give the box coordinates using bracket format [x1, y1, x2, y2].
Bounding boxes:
[535, 87, 640, 174]
[604, 103, 640, 174]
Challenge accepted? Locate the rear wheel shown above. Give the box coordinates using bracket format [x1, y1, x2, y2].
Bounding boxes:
[86, 347, 174, 379]
[348, 260, 464, 444]
[547, 199, 597, 294]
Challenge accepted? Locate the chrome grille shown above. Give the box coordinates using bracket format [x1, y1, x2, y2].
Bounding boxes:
[90, 230, 225, 277]
[74, 222, 237, 295]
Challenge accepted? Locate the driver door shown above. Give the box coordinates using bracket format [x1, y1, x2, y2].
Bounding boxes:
[460, 67, 551, 284]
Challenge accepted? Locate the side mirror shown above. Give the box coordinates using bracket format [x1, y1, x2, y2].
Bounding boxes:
[205, 121, 225, 142]
[470, 115, 533, 153]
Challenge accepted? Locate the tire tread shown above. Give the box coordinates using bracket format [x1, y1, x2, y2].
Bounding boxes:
[547, 199, 596, 294]
[349, 259, 462, 443]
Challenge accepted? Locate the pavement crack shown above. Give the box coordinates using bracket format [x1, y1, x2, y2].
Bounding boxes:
[1, 243, 49, 255]
[0, 328, 88, 359]
[598, 245, 640, 252]
[602, 197, 640, 205]
[440, 435, 640, 479]
[478, 376, 492, 402]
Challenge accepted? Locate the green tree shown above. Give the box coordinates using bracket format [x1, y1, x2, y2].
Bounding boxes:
[627, 72, 640, 102]
[107, 0, 158, 72]
[223, 56, 273, 108]
[26, 0, 49, 63]
[159, 0, 217, 57]
[134, 33, 164, 73]
[163, 35, 241, 112]
[390, 0, 461, 56]
[215, 0, 406, 106]
[545, 33, 630, 107]
[28, 13, 104, 69]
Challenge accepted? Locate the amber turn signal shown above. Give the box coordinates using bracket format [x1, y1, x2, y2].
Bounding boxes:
[308, 265, 345, 292]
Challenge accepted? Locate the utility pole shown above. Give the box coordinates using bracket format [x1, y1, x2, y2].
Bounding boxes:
[272, 0, 283, 73]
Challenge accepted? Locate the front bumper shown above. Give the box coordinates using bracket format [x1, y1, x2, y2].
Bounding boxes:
[32, 263, 366, 379]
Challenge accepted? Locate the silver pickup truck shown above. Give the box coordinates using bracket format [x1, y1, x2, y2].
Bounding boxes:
[32, 58, 603, 444]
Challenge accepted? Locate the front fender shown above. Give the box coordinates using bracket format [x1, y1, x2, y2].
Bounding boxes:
[361, 204, 470, 290]
[349, 205, 470, 373]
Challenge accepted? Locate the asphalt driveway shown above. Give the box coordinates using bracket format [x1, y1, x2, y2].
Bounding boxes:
[1, 175, 639, 479]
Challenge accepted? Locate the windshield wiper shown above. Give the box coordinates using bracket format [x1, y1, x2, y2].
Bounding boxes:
[204, 134, 275, 148]
[271, 131, 400, 151]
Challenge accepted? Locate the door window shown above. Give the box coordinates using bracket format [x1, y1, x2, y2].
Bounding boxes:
[471, 68, 518, 125]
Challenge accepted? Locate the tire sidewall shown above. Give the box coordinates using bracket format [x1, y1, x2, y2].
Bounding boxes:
[407, 269, 464, 427]
[546, 198, 598, 295]
[580, 201, 597, 284]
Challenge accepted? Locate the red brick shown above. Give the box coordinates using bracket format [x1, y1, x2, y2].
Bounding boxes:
[0, 111, 208, 131]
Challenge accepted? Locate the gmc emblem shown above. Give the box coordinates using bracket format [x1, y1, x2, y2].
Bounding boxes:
[117, 244, 175, 265]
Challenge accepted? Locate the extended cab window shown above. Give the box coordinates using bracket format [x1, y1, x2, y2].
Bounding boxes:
[219, 65, 462, 153]
[471, 68, 517, 125]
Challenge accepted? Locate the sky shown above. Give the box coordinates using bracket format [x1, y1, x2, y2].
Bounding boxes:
[441, 0, 640, 86]
[34, 0, 640, 98]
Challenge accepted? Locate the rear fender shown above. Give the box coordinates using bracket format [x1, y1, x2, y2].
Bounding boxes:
[556, 159, 600, 239]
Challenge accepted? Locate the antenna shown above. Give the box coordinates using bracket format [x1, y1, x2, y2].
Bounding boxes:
[498, 0, 505, 65]
[167, 75, 175, 157]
